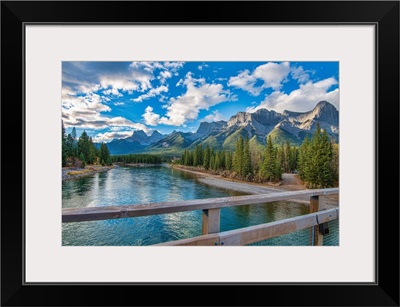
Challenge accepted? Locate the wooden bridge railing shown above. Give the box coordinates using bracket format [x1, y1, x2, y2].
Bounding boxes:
[62, 188, 339, 246]
[155, 208, 338, 246]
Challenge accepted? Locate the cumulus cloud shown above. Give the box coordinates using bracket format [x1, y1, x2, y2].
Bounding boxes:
[103, 88, 123, 97]
[228, 62, 291, 96]
[291, 66, 313, 84]
[163, 61, 185, 75]
[62, 61, 187, 137]
[142, 106, 161, 126]
[247, 77, 339, 113]
[133, 85, 168, 103]
[93, 131, 135, 143]
[62, 92, 149, 133]
[156, 73, 234, 126]
[203, 110, 226, 122]
[99, 76, 139, 94]
[158, 70, 172, 84]
[63, 61, 184, 100]
[228, 70, 261, 96]
[100, 62, 157, 93]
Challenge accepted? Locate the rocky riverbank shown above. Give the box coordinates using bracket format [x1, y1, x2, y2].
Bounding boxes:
[62, 165, 117, 181]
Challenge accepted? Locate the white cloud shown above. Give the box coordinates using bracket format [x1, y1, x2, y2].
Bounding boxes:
[114, 102, 125, 106]
[133, 85, 168, 103]
[100, 76, 141, 94]
[198, 63, 209, 71]
[63, 61, 184, 99]
[109, 126, 123, 131]
[247, 77, 339, 113]
[228, 69, 261, 96]
[228, 62, 291, 96]
[158, 73, 233, 126]
[62, 93, 110, 114]
[253, 62, 291, 89]
[103, 88, 123, 97]
[291, 66, 313, 84]
[93, 131, 134, 143]
[176, 79, 183, 87]
[158, 70, 172, 84]
[62, 92, 149, 133]
[203, 110, 226, 122]
[142, 106, 161, 126]
[163, 61, 184, 74]
[182, 72, 206, 86]
[99, 63, 156, 93]
[98, 62, 157, 93]
[130, 61, 163, 73]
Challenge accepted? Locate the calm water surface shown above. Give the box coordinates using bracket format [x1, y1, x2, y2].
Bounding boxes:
[62, 166, 338, 246]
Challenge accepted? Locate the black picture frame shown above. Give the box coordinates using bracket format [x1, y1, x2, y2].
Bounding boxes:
[1, 1, 399, 306]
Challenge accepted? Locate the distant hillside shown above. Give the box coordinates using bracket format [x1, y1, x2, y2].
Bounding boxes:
[104, 130, 166, 155]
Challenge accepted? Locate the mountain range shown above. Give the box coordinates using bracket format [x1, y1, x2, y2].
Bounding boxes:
[105, 100, 339, 155]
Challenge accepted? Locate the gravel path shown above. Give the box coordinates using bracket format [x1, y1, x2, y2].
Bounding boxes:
[172, 166, 339, 208]
[198, 177, 282, 194]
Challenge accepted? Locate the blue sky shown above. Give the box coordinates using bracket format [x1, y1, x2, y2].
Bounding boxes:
[62, 61, 339, 142]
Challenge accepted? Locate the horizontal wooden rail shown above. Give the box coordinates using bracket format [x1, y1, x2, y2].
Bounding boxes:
[63, 188, 338, 223]
[155, 208, 339, 246]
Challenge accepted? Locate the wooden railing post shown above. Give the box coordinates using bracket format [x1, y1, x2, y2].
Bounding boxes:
[310, 195, 323, 246]
[202, 208, 220, 235]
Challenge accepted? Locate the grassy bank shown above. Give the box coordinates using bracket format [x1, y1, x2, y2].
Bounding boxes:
[62, 165, 116, 181]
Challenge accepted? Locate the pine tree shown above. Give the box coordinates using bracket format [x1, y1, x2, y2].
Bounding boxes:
[307, 124, 322, 187]
[210, 155, 215, 172]
[242, 136, 253, 178]
[317, 129, 334, 188]
[183, 150, 190, 166]
[214, 151, 221, 171]
[233, 136, 244, 177]
[332, 143, 339, 183]
[65, 131, 76, 159]
[62, 121, 67, 167]
[189, 151, 194, 166]
[282, 141, 291, 173]
[225, 151, 233, 171]
[289, 147, 298, 172]
[99, 143, 111, 166]
[203, 145, 211, 170]
[298, 135, 311, 182]
[71, 127, 77, 142]
[260, 135, 280, 182]
[181, 151, 185, 165]
[219, 150, 226, 170]
[299, 123, 335, 188]
[88, 136, 97, 164]
[274, 150, 282, 180]
[78, 131, 91, 164]
[193, 144, 203, 167]
[79, 153, 86, 168]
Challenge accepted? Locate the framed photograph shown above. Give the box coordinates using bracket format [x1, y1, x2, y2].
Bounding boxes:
[1, 1, 399, 306]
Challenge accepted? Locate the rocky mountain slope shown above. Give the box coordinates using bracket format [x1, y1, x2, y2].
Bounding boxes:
[107, 100, 339, 154]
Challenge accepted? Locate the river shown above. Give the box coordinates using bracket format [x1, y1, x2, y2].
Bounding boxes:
[62, 166, 338, 246]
